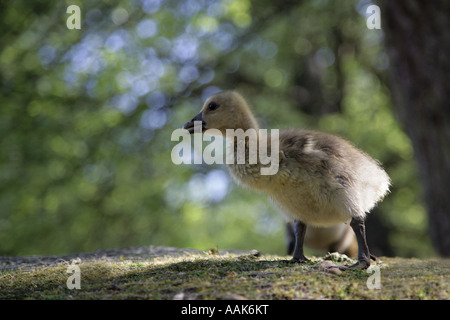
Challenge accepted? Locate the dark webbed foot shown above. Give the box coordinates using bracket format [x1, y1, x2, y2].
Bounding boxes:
[290, 256, 310, 264]
[338, 259, 371, 270]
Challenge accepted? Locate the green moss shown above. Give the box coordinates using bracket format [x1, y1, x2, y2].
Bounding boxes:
[0, 248, 448, 300]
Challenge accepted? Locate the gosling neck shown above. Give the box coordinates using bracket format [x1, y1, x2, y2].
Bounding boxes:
[236, 108, 259, 132]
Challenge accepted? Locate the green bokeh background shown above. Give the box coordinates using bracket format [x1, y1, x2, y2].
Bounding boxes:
[0, 0, 431, 257]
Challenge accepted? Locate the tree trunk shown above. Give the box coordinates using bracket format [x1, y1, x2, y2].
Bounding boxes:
[382, 0, 450, 256]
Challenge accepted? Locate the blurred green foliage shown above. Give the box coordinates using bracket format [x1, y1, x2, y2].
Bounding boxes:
[0, 0, 432, 257]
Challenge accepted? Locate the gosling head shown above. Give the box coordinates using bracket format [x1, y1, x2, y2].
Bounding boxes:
[183, 91, 259, 136]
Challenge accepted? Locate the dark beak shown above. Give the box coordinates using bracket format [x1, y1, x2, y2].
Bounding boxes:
[182, 112, 206, 134]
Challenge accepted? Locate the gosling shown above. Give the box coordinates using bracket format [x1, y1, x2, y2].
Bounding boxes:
[182, 91, 390, 269]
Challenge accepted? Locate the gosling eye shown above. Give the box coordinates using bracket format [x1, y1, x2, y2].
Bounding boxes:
[208, 102, 219, 111]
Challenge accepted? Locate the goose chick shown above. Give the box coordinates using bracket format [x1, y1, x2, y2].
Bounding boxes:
[183, 91, 390, 269]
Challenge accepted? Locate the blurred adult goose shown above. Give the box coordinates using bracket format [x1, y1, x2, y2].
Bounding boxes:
[183, 91, 390, 269]
[286, 222, 358, 258]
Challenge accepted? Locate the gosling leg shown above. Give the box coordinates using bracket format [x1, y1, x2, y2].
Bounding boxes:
[285, 222, 295, 255]
[340, 217, 372, 270]
[291, 220, 310, 263]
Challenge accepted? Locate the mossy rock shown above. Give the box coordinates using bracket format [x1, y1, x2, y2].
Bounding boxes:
[0, 246, 448, 300]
